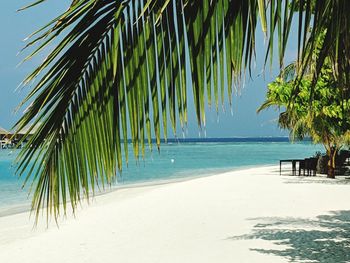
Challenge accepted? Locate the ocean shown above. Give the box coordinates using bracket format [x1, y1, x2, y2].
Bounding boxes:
[0, 138, 323, 215]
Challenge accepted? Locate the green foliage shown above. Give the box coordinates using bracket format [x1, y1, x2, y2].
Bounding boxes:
[14, 0, 350, 220]
[258, 62, 350, 152]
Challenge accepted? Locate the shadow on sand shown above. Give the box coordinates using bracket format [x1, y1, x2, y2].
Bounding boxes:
[229, 210, 350, 262]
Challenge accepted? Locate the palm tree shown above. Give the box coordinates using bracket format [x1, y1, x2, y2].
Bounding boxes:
[258, 61, 350, 178]
[14, 0, 350, 219]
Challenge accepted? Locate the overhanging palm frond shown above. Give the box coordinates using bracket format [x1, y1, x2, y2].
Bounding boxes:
[15, 0, 269, 220]
[290, 0, 350, 96]
[16, 0, 126, 219]
[14, 0, 350, 220]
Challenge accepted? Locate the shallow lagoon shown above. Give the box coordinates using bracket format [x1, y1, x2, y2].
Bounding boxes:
[0, 138, 323, 214]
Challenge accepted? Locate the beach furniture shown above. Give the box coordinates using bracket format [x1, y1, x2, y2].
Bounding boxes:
[280, 158, 318, 176]
[335, 150, 350, 175]
[305, 157, 317, 176]
[299, 159, 306, 176]
[298, 158, 317, 176]
[279, 159, 303, 176]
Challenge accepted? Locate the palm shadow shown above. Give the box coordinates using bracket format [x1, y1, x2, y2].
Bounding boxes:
[229, 210, 350, 262]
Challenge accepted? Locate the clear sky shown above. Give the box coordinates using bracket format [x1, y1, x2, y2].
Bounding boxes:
[0, 1, 298, 137]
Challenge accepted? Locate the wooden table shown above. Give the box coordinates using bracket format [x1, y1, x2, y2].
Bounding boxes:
[280, 159, 304, 176]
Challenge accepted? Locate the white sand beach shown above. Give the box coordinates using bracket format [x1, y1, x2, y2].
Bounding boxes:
[0, 165, 350, 263]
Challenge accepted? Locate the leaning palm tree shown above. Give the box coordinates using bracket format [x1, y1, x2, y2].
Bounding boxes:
[14, 0, 350, 220]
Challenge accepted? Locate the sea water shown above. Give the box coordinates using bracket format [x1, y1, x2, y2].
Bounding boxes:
[0, 138, 323, 215]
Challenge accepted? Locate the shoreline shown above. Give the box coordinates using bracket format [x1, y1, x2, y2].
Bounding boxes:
[0, 163, 276, 218]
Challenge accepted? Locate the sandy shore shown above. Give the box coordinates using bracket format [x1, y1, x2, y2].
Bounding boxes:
[1, 165, 350, 263]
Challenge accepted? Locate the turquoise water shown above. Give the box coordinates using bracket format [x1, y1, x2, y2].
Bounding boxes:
[0, 139, 323, 214]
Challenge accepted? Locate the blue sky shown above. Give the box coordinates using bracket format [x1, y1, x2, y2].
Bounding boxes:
[0, 1, 297, 137]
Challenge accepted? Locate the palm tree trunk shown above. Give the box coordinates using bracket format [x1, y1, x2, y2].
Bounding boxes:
[327, 147, 337, 179]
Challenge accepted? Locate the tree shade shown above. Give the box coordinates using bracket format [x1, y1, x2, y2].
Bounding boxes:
[13, 0, 350, 220]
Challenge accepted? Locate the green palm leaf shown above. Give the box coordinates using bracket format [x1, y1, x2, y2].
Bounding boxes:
[14, 0, 350, 220]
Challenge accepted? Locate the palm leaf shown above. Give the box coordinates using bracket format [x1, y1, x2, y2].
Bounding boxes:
[15, 0, 350, 220]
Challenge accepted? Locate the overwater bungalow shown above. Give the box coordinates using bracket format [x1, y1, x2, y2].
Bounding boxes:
[13, 123, 40, 148]
[0, 124, 39, 149]
[0, 127, 11, 149]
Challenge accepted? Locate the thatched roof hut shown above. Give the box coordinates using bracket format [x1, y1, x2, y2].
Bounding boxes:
[17, 123, 40, 135]
[0, 127, 9, 135]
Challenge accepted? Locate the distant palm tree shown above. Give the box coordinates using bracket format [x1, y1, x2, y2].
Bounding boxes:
[14, 0, 350, 220]
[258, 63, 350, 179]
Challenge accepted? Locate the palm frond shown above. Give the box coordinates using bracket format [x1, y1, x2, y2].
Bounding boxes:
[15, 0, 350, 220]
